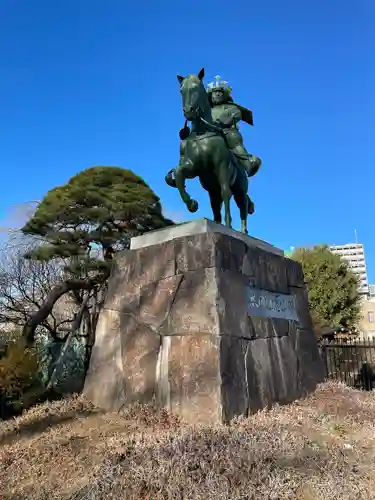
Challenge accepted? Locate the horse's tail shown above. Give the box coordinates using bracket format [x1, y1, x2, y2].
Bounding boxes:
[247, 196, 255, 215]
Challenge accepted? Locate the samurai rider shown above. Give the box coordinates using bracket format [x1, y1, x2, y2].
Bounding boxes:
[206, 75, 262, 178]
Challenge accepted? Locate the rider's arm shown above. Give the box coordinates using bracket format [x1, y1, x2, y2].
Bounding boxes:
[217, 105, 242, 127]
[228, 104, 242, 123]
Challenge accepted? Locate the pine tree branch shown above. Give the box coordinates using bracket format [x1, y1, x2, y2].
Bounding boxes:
[22, 267, 111, 344]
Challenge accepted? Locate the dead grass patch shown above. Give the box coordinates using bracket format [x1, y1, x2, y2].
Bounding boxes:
[0, 381, 375, 499]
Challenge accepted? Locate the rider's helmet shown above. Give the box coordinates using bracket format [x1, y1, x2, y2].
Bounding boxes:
[207, 75, 233, 105]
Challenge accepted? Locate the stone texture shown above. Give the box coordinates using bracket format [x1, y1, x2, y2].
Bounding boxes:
[248, 317, 290, 339]
[219, 336, 248, 422]
[246, 338, 275, 411]
[174, 232, 215, 274]
[84, 222, 324, 424]
[246, 336, 299, 413]
[243, 247, 288, 293]
[139, 275, 183, 330]
[289, 324, 326, 392]
[83, 309, 126, 411]
[168, 335, 222, 424]
[285, 257, 305, 288]
[290, 286, 313, 330]
[217, 270, 249, 338]
[165, 268, 219, 335]
[120, 314, 161, 405]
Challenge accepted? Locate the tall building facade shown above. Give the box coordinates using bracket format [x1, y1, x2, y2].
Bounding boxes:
[329, 243, 369, 295]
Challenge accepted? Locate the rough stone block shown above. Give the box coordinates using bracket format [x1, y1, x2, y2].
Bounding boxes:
[83, 309, 125, 411]
[174, 232, 215, 274]
[291, 326, 326, 392]
[139, 274, 183, 330]
[166, 268, 219, 335]
[168, 335, 222, 424]
[285, 257, 305, 288]
[246, 338, 275, 412]
[217, 270, 250, 338]
[84, 220, 324, 425]
[120, 314, 161, 405]
[213, 233, 247, 273]
[248, 316, 290, 339]
[290, 286, 313, 330]
[243, 248, 288, 293]
[268, 335, 299, 403]
[219, 336, 248, 422]
[246, 336, 299, 413]
[137, 241, 176, 286]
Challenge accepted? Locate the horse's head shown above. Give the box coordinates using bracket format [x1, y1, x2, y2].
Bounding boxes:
[177, 68, 208, 121]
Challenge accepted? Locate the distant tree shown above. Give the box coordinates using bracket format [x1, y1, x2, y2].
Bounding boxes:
[21, 166, 174, 344]
[0, 242, 75, 339]
[292, 245, 361, 330]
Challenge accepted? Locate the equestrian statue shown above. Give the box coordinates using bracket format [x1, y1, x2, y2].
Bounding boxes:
[165, 68, 262, 234]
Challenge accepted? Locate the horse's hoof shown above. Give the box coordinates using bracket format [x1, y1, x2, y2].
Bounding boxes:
[165, 170, 177, 188]
[187, 199, 198, 213]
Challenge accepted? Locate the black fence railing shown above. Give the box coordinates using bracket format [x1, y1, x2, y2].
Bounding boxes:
[319, 338, 375, 391]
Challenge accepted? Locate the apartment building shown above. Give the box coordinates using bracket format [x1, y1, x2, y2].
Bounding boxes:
[329, 243, 369, 295]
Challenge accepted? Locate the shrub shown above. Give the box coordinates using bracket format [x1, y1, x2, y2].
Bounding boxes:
[0, 338, 41, 417]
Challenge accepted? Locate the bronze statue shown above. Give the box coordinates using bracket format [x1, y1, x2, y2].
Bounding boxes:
[165, 68, 261, 233]
[207, 75, 261, 178]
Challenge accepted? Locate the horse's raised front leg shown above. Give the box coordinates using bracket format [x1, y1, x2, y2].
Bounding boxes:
[174, 161, 198, 213]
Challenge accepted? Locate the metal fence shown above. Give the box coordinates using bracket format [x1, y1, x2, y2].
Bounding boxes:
[320, 338, 375, 391]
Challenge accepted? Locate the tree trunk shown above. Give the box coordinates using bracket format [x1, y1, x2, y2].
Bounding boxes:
[22, 270, 110, 345]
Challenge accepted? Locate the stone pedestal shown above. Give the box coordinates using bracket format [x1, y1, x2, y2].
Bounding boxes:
[83, 219, 325, 424]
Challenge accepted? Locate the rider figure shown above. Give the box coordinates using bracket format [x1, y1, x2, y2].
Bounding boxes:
[207, 76, 261, 178]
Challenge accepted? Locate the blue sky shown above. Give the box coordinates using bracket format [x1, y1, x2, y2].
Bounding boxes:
[0, 1, 374, 278]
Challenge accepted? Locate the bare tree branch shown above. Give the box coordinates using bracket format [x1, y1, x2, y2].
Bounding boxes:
[0, 237, 78, 340]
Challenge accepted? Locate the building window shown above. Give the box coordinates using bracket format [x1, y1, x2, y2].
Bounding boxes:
[368, 311, 374, 323]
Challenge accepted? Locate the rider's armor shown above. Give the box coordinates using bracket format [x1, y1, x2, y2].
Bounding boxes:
[207, 76, 261, 177]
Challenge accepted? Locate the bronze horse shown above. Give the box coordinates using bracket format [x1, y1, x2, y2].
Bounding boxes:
[166, 68, 254, 233]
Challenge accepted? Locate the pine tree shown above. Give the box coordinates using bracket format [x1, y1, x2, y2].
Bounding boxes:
[21, 166, 173, 342]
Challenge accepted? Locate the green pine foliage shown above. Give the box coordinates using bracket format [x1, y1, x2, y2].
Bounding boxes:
[292, 245, 361, 329]
[22, 166, 173, 273]
[20, 166, 174, 343]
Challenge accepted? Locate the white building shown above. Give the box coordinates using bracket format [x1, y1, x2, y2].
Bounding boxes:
[330, 243, 369, 295]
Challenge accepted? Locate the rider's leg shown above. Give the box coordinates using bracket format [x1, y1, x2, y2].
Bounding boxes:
[232, 145, 262, 177]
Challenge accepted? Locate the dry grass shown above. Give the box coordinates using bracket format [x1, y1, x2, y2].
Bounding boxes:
[1, 382, 375, 499]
